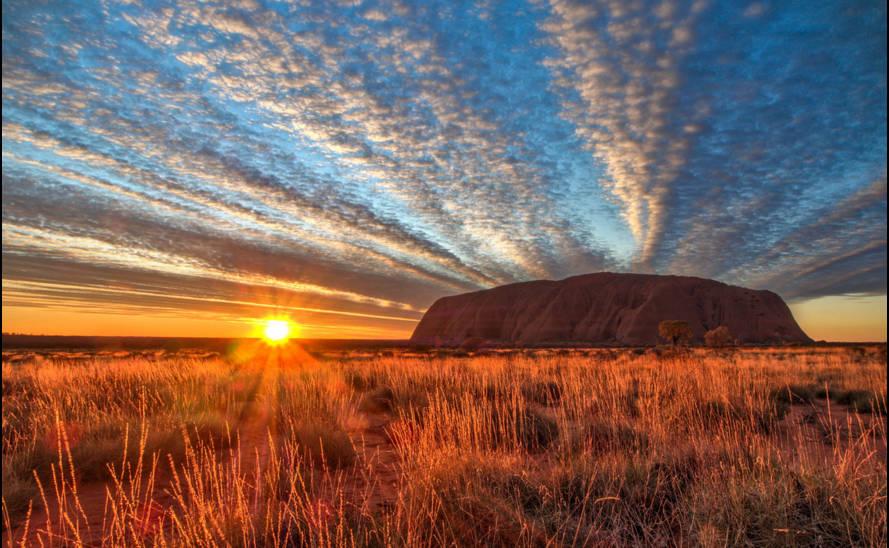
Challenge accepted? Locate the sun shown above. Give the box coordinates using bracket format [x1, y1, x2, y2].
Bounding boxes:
[263, 319, 291, 344]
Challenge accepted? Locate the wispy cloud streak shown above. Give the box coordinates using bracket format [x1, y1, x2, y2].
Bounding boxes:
[2, 0, 886, 335]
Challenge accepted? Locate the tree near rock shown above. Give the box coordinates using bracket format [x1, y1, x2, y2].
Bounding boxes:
[704, 325, 734, 347]
[658, 320, 693, 347]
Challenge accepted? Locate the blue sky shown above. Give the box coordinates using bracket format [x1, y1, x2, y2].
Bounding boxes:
[2, 0, 886, 339]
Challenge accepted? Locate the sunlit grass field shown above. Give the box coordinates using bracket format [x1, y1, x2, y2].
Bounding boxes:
[2, 345, 886, 546]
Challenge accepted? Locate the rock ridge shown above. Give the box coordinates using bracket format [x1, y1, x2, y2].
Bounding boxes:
[409, 272, 811, 346]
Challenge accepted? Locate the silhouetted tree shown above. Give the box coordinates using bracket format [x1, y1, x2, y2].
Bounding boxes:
[658, 320, 692, 347]
[704, 325, 733, 347]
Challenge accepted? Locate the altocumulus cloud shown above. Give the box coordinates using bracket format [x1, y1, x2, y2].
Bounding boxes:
[2, 0, 886, 331]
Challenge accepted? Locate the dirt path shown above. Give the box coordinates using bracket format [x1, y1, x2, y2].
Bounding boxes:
[341, 410, 401, 514]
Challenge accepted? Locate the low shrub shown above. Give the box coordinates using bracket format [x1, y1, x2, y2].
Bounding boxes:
[835, 389, 885, 414]
[771, 384, 818, 404]
[358, 386, 395, 414]
[521, 381, 562, 406]
[292, 422, 356, 469]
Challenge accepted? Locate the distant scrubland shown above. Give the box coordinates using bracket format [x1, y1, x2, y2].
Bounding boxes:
[2, 345, 886, 546]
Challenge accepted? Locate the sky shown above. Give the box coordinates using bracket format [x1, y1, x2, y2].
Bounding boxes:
[2, 0, 886, 341]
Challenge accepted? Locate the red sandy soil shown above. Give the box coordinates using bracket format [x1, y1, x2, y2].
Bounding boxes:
[3, 377, 401, 546]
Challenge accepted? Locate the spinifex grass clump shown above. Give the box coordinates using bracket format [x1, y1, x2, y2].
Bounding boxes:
[1, 346, 886, 546]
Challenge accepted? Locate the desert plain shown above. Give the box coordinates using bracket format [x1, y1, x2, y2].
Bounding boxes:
[2, 340, 885, 547]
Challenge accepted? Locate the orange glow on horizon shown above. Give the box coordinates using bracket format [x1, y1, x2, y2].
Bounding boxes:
[2, 295, 886, 343]
[1, 305, 415, 339]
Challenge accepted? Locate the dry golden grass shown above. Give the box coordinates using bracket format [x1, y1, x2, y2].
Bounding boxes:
[1, 345, 886, 546]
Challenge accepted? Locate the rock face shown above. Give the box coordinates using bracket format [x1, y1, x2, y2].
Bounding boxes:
[410, 273, 811, 346]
